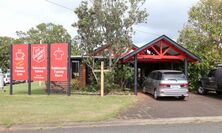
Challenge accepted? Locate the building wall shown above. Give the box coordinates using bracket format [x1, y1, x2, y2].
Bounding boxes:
[75, 63, 86, 87]
[47, 59, 87, 93]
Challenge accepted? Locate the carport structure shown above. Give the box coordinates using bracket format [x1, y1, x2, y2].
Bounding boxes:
[120, 35, 200, 95]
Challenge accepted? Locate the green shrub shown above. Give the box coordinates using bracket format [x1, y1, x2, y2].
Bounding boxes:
[81, 84, 99, 92]
[70, 79, 81, 92]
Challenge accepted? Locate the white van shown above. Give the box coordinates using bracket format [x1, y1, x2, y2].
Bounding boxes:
[0, 69, 4, 90]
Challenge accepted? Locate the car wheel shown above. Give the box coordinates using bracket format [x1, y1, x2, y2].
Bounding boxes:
[216, 91, 222, 95]
[143, 87, 146, 93]
[178, 96, 185, 100]
[154, 89, 159, 100]
[197, 84, 207, 95]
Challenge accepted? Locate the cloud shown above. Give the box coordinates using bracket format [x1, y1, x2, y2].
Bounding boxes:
[133, 0, 199, 46]
[0, 0, 81, 38]
[0, 0, 199, 46]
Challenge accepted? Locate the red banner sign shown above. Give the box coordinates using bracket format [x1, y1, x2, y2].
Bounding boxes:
[31, 44, 48, 81]
[12, 44, 28, 80]
[50, 43, 68, 81]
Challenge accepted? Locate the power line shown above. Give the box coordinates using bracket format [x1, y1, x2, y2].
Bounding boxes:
[44, 0, 163, 37]
[134, 28, 162, 37]
[45, 0, 74, 12]
[88, 0, 93, 4]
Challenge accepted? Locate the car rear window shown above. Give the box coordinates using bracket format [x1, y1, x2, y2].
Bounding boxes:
[162, 72, 185, 80]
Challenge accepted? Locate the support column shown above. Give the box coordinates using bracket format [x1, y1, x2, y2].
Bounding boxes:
[28, 44, 31, 95]
[47, 44, 51, 95]
[101, 61, 104, 97]
[134, 55, 138, 95]
[67, 43, 71, 96]
[171, 62, 174, 70]
[184, 58, 188, 80]
[10, 44, 13, 95]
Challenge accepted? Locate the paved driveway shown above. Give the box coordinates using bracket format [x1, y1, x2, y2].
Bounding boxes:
[118, 92, 222, 119]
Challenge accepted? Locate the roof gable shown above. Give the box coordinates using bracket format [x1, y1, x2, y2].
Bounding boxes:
[121, 35, 200, 63]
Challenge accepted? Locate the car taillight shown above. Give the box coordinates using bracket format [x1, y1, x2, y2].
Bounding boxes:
[180, 83, 188, 87]
[159, 84, 170, 87]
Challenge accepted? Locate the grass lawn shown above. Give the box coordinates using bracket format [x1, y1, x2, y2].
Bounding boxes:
[0, 82, 136, 127]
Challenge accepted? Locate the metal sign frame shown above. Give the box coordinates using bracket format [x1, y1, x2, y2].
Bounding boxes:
[10, 43, 71, 96]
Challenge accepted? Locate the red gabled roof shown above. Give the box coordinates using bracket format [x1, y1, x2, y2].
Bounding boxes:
[121, 35, 200, 63]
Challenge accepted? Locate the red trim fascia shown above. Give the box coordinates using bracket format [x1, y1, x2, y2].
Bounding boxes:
[137, 59, 181, 63]
[122, 56, 134, 63]
[137, 55, 185, 60]
[160, 41, 163, 55]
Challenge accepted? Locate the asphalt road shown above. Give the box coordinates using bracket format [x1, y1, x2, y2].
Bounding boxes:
[3, 122, 222, 133]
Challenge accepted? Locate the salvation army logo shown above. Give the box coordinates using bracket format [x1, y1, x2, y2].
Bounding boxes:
[32, 46, 46, 63]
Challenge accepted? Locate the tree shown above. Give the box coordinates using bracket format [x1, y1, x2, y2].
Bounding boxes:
[0, 36, 24, 71]
[178, 0, 222, 89]
[73, 0, 148, 82]
[16, 23, 80, 55]
[0, 37, 13, 71]
[16, 23, 72, 44]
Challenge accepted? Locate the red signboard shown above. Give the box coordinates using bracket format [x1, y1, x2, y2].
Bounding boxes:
[50, 43, 68, 81]
[31, 44, 48, 81]
[12, 44, 28, 80]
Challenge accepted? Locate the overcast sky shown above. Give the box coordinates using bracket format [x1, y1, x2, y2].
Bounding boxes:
[0, 0, 199, 46]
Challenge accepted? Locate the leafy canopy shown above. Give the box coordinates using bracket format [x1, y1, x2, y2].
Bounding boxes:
[178, 0, 222, 89]
[73, 0, 148, 83]
[73, 0, 148, 68]
[16, 23, 79, 55]
[17, 23, 71, 44]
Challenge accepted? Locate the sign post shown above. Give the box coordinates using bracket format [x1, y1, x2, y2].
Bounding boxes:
[11, 44, 29, 95]
[28, 44, 31, 95]
[67, 43, 71, 96]
[10, 44, 13, 95]
[11, 43, 69, 96]
[47, 44, 51, 95]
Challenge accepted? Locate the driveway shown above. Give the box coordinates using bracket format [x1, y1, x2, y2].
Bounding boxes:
[118, 92, 222, 119]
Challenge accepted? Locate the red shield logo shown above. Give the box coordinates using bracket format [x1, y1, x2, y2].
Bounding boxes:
[32, 46, 46, 63]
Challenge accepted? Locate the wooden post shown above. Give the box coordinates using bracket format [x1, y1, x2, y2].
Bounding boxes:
[94, 61, 110, 97]
[101, 62, 104, 97]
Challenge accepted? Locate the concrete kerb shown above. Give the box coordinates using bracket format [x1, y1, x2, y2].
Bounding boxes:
[1, 116, 222, 131]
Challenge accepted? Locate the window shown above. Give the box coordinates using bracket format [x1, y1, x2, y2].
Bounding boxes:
[157, 72, 162, 80]
[149, 72, 154, 79]
[72, 61, 80, 78]
[152, 72, 158, 80]
[162, 72, 185, 80]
